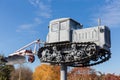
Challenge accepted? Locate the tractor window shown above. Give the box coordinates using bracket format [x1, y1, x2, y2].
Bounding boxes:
[51, 23, 59, 32]
[60, 21, 67, 30]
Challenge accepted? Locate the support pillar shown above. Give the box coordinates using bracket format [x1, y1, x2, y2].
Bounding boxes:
[60, 64, 67, 80]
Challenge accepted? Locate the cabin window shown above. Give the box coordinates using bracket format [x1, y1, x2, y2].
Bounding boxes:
[51, 23, 59, 32]
[60, 21, 67, 30]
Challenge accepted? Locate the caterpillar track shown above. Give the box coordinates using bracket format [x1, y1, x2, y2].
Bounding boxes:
[37, 42, 111, 67]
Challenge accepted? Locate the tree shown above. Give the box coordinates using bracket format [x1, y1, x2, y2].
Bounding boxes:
[0, 65, 14, 80]
[68, 67, 98, 80]
[0, 54, 14, 80]
[0, 54, 6, 66]
[33, 64, 60, 80]
[103, 73, 120, 80]
[68, 67, 120, 80]
[10, 65, 33, 80]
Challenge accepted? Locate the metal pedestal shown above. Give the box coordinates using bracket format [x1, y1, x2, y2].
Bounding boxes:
[60, 64, 67, 80]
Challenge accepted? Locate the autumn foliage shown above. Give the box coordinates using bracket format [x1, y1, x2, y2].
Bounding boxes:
[68, 67, 120, 80]
[68, 67, 98, 80]
[33, 64, 120, 80]
[33, 64, 60, 80]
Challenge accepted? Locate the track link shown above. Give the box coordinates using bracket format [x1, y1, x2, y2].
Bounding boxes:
[37, 42, 111, 67]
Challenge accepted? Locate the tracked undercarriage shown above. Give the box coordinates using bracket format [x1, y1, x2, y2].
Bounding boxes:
[38, 42, 111, 67]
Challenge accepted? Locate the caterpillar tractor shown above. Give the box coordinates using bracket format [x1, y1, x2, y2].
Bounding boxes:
[37, 18, 111, 67]
[0, 18, 111, 67]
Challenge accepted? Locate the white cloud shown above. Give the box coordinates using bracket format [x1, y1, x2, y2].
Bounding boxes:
[18, 24, 33, 30]
[37, 11, 51, 18]
[17, 0, 52, 33]
[92, 0, 120, 28]
[29, 0, 52, 18]
[16, 17, 43, 33]
[16, 24, 35, 32]
[34, 17, 42, 24]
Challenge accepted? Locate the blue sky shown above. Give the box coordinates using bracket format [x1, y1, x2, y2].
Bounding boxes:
[0, 0, 120, 74]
